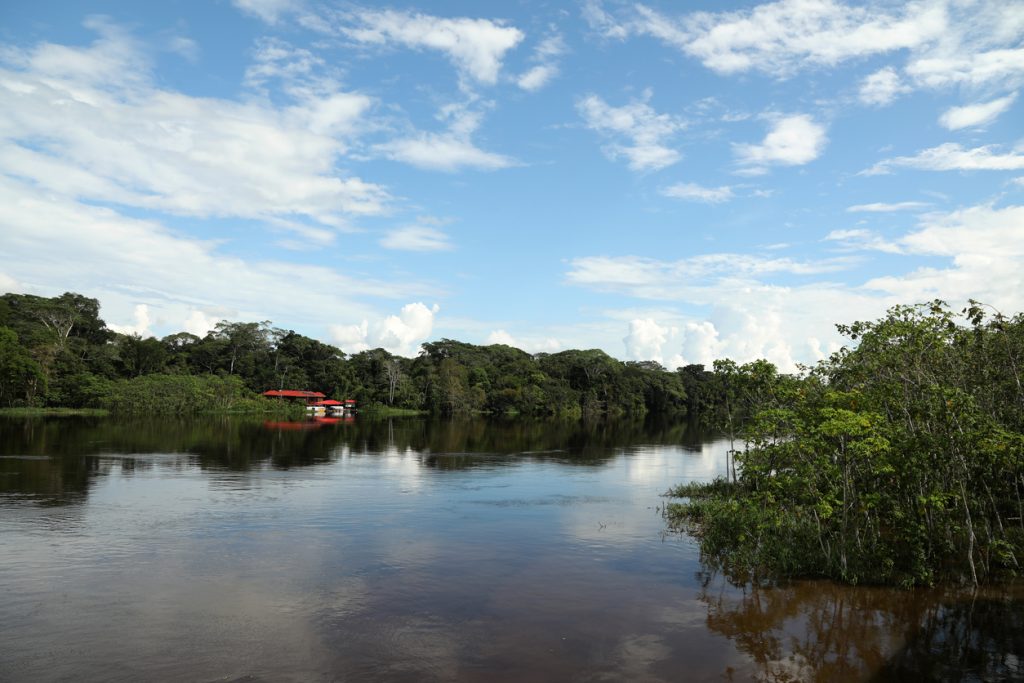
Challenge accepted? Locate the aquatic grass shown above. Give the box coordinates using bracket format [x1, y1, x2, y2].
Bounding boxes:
[0, 407, 109, 417]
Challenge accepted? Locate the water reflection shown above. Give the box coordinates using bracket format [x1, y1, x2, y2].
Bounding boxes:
[0, 414, 701, 504]
[697, 569, 1024, 682]
[0, 415, 1021, 682]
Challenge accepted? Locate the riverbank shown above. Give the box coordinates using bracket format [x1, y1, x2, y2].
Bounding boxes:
[356, 406, 427, 417]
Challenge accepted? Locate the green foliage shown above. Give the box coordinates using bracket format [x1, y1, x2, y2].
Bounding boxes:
[100, 374, 287, 414]
[0, 326, 45, 406]
[669, 301, 1024, 587]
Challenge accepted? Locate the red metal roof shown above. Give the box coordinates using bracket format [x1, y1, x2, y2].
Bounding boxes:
[262, 390, 327, 398]
[311, 399, 343, 406]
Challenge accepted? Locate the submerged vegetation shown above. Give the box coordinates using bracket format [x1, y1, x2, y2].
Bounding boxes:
[668, 301, 1024, 587]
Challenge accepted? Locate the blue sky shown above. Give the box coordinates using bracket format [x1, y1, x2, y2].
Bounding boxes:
[1, 0, 1022, 370]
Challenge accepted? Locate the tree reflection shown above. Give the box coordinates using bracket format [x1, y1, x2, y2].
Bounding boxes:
[697, 569, 1024, 682]
[0, 414, 703, 503]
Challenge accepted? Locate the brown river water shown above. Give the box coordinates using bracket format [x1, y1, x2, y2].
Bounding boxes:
[0, 415, 1021, 682]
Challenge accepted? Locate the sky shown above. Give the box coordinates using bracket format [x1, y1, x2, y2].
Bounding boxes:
[0, 0, 1022, 371]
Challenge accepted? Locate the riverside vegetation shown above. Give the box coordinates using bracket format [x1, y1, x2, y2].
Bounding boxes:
[667, 301, 1024, 587]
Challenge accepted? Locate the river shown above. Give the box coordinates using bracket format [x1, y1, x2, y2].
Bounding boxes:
[0, 415, 1021, 682]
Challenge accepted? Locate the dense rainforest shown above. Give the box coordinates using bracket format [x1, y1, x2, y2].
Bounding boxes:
[0, 291, 719, 418]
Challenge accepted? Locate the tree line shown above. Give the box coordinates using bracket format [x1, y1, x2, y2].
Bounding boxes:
[0, 291, 739, 417]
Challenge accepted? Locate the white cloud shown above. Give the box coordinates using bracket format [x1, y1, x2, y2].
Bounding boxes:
[516, 34, 566, 92]
[374, 100, 514, 171]
[566, 253, 851, 299]
[589, 1, 1024, 99]
[244, 37, 327, 94]
[375, 134, 513, 172]
[0, 22, 386, 235]
[865, 143, 1024, 174]
[661, 182, 734, 203]
[109, 304, 153, 337]
[232, 0, 300, 24]
[517, 65, 558, 92]
[167, 36, 200, 63]
[0, 177, 429, 343]
[602, 0, 945, 77]
[734, 115, 828, 171]
[485, 329, 562, 353]
[329, 320, 370, 354]
[939, 93, 1017, 130]
[485, 329, 517, 347]
[581, 0, 631, 40]
[567, 203, 1024, 371]
[329, 303, 441, 357]
[858, 67, 911, 106]
[183, 310, 218, 337]
[907, 48, 1024, 90]
[336, 8, 524, 86]
[824, 228, 903, 254]
[0, 272, 22, 294]
[623, 318, 676, 363]
[577, 92, 685, 172]
[679, 321, 720, 367]
[863, 204, 1024, 313]
[380, 226, 453, 251]
[846, 201, 930, 212]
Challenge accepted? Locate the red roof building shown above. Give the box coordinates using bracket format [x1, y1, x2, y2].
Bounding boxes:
[262, 390, 327, 399]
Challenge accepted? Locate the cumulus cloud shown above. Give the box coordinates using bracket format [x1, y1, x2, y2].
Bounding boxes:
[864, 143, 1024, 174]
[938, 93, 1018, 130]
[0, 21, 385, 237]
[661, 182, 734, 203]
[109, 304, 153, 337]
[330, 303, 441, 357]
[183, 310, 219, 337]
[734, 115, 828, 171]
[379, 226, 453, 251]
[679, 321, 720, 367]
[623, 318, 676, 364]
[577, 92, 685, 171]
[335, 8, 524, 86]
[858, 67, 911, 106]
